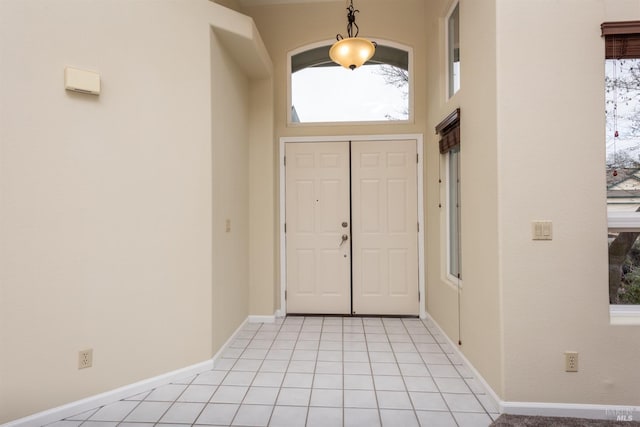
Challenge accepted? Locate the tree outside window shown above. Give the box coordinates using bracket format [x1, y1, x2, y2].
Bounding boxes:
[604, 21, 640, 305]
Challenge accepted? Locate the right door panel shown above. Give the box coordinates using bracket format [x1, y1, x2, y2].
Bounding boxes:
[351, 140, 419, 315]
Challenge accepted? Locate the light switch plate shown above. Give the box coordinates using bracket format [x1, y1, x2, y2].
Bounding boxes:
[532, 221, 552, 240]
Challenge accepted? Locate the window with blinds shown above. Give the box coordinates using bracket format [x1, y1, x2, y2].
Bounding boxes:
[602, 21, 640, 306]
[436, 109, 461, 282]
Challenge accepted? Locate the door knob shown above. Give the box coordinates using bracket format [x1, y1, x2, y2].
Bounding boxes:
[339, 234, 349, 247]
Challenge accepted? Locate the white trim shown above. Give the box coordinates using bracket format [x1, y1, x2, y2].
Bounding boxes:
[280, 134, 426, 319]
[422, 312, 502, 411]
[608, 211, 640, 231]
[606, 216, 640, 324]
[213, 318, 249, 366]
[286, 39, 414, 126]
[248, 314, 276, 324]
[417, 136, 426, 319]
[425, 312, 640, 420]
[444, 149, 462, 287]
[445, 0, 460, 100]
[3, 318, 251, 427]
[279, 140, 287, 316]
[610, 305, 640, 325]
[501, 401, 639, 421]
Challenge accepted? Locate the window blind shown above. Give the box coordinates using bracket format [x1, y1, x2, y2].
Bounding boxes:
[602, 21, 640, 59]
[435, 108, 460, 154]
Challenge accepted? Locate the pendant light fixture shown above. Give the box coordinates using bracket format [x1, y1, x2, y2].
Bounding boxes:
[329, 0, 376, 70]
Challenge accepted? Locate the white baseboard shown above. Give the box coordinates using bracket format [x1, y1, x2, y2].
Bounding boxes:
[501, 401, 639, 421]
[423, 313, 640, 421]
[3, 318, 252, 427]
[248, 314, 275, 323]
[2, 359, 214, 427]
[421, 313, 502, 414]
[211, 318, 248, 367]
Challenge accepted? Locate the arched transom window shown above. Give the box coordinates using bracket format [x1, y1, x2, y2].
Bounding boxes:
[289, 42, 412, 124]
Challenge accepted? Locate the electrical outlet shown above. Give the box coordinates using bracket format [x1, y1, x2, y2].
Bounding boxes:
[565, 351, 578, 372]
[78, 349, 93, 369]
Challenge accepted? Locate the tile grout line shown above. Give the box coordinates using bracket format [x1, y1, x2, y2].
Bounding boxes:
[223, 322, 260, 426]
[417, 317, 462, 426]
[419, 317, 493, 424]
[256, 318, 287, 427]
[203, 321, 262, 426]
[403, 317, 461, 427]
[362, 317, 383, 427]
[300, 316, 314, 427]
[396, 318, 425, 424]
[157, 352, 225, 426]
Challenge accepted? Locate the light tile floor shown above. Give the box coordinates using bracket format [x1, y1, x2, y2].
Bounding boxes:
[48, 316, 500, 427]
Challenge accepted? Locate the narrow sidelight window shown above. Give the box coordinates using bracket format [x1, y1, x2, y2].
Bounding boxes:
[447, 2, 460, 97]
[436, 109, 461, 282]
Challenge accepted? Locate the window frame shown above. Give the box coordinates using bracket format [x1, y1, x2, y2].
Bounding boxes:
[286, 39, 414, 126]
[603, 20, 640, 322]
[445, 0, 460, 99]
[608, 213, 640, 324]
[436, 108, 461, 287]
[446, 146, 461, 285]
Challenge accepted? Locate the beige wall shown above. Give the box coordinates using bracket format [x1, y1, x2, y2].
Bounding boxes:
[249, 78, 277, 316]
[497, 0, 640, 405]
[424, 0, 503, 396]
[211, 30, 251, 351]
[0, 0, 272, 421]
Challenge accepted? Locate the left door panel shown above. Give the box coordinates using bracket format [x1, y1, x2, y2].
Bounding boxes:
[285, 142, 351, 314]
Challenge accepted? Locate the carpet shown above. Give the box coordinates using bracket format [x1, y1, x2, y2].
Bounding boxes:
[491, 414, 640, 426]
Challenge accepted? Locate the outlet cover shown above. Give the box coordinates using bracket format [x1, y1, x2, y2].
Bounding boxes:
[79, 349, 93, 369]
[565, 351, 578, 372]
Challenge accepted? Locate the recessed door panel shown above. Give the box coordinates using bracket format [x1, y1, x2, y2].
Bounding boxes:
[296, 249, 315, 294]
[295, 181, 314, 233]
[389, 249, 409, 296]
[361, 179, 381, 232]
[362, 249, 382, 296]
[388, 179, 408, 233]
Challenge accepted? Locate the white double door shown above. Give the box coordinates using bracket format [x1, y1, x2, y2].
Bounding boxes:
[285, 140, 419, 315]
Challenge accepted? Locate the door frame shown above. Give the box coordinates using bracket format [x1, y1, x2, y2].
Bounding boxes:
[279, 134, 426, 319]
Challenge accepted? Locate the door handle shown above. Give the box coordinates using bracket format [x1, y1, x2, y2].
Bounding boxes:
[339, 234, 349, 247]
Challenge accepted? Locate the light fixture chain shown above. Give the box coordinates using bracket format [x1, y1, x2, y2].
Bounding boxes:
[346, 0, 360, 38]
[337, 0, 360, 40]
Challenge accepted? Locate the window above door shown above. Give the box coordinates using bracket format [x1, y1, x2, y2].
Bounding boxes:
[288, 41, 413, 125]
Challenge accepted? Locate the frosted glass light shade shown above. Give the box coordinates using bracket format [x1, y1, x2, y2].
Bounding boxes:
[329, 37, 376, 70]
